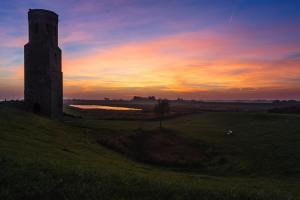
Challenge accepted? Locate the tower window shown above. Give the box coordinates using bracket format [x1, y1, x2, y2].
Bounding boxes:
[46, 24, 52, 35]
[54, 53, 58, 63]
[34, 23, 39, 34]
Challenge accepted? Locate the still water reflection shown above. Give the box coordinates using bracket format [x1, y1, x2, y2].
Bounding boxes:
[70, 104, 142, 111]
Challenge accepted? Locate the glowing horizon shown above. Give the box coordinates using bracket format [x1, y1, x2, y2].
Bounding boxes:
[1, 0, 300, 100]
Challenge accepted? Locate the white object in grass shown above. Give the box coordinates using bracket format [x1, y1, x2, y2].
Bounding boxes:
[226, 130, 233, 135]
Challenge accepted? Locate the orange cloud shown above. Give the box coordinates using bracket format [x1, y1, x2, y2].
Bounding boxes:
[0, 65, 23, 99]
[62, 30, 300, 99]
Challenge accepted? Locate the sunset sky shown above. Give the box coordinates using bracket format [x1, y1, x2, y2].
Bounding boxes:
[0, 0, 300, 100]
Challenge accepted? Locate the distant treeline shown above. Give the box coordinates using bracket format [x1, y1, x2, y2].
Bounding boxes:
[269, 106, 300, 114]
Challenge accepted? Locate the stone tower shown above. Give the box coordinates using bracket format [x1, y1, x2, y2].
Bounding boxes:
[24, 9, 63, 119]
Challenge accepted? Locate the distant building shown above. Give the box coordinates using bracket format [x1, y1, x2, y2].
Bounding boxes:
[24, 9, 63, 119]
[132, 96, 156, 101]
[148, 96, 156, 101]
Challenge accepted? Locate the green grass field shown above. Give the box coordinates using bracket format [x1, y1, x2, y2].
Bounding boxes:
[1, 106, 300, 199]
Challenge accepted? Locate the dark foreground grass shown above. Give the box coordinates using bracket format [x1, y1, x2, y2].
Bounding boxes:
[0, 106, 300, 199]
[3, 159, 293, 200]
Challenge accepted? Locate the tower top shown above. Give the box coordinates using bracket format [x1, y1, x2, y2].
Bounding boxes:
[28, 9, 58, 22]
[27, 9, 59, 45]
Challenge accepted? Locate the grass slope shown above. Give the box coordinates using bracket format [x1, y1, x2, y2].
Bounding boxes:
[0, 106, 299, 199]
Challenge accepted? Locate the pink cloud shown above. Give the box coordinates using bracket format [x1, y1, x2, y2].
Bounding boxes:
[62, 29, 300, 99]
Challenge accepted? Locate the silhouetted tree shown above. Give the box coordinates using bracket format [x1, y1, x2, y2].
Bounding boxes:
[154, 99, 170, 129]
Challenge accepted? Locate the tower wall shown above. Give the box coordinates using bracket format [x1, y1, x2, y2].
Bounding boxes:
[24, 9, 63, 119]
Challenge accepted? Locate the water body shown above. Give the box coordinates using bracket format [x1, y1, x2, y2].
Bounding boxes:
[70, 104, 142, 111]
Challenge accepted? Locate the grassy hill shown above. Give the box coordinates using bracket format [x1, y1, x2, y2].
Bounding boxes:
[0, 106, 300, 199]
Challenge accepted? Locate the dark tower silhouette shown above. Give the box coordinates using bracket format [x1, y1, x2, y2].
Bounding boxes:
[24, 9, 63, 119]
